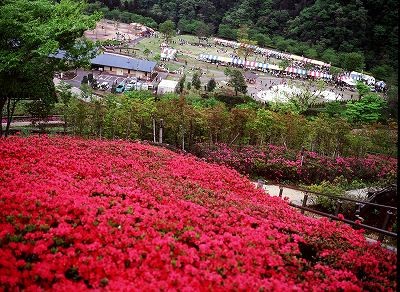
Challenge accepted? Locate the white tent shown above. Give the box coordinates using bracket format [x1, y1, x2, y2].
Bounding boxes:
[342, 78, 356, 86]
[160, 47, 177, 60]
[256, 84, 302, 103]
[316, 90, 342, 101]
[157, 79, 178, 94]
[362, 74, 375, 85]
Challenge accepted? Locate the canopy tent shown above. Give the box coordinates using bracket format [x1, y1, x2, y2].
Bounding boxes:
[302, 57, 312, 63]
[376, 80, 386, 88]
[256, 63, 269, 70]
[160, 48, 177, 60]
[362, 74, 375, 85]
[350, 71, 363, 81]
[285, 67, 308, 75]
[268, 64, 281, 71]
[200, 54, 218, 62]
[243, 60, 257, 68]
[309, 59, 326, 66]
[289, 54, 303, 61]
[342, 78, 357, 86]
[298, 68, 307, 75]
[219, 56, 232, 63]
[210, 55, 219, 62]
[307, 71, 332, 79]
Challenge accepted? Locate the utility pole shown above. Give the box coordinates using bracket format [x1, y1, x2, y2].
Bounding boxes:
[180, 124, 185, 151]
[300, 147, 305, 167]
[152, 117, 156, 143]
[159, 118, 163, 143]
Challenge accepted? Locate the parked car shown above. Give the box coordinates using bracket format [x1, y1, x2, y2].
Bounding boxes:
[125, 83, 135, 91]
[99, 82, 110, 91]
[125, 79, 137, 91]
[115, 82, 125, 93]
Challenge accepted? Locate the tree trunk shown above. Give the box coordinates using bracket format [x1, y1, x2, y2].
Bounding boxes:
[0, 97, 6, 137]
[5, 98, 17, 137]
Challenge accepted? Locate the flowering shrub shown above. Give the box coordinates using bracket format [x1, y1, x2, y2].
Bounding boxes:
[0, 136, 396, 290]
[192, 143, 397, 184]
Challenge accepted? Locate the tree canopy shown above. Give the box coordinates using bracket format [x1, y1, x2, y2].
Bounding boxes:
[0, 0, 100, 136]
[225, 68, 247, 96]
[159, 19, 176, 43]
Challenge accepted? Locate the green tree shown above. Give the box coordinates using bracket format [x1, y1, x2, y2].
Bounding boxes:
[192, 72, 201, 90]
[342, 94, 387, 124]
[143, 48, 151, 59]
[0, 0, 100, 137]
[178, 74, 186, 94]
[236, 25, 257, 61]
[218, 24, 237, 40]
[325, 101, 344, 117]
[65, 97, 90, 136]
[225, 69, 247, 96]
[339, 52, 365, 71]
[279, 60, 290, 70]
[356, 81, 371, 99]
[321, 48, 338, 66]
[55, 81, 73, 133]
[207, 78, 216, 92]
[247, 108, 274, 145]
[195, 21, 213, 44]
[307, 114, 351, 156]
[159, 20, 176, 44]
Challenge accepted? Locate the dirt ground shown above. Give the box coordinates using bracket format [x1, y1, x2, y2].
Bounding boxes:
[84, 19, 142, 44]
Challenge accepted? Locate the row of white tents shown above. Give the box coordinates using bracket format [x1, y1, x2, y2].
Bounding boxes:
[338, 72, 376, 86]
[198, 54, 333, 79]
[213, 38, 331, 68]
[198, 53, 387, 87]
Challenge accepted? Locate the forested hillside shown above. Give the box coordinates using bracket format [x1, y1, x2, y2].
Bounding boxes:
[89, 0, 398, 84]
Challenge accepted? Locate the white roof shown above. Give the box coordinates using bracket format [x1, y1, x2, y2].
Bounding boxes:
[158, 79, 178, 88]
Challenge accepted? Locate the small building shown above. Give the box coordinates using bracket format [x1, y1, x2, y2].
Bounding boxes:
[157, 79, 178, 95]
[91, 53, 157, 78]
[50, 50, 157, 79]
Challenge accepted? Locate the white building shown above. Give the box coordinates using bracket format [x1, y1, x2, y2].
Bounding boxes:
[157, 79, 178, 95]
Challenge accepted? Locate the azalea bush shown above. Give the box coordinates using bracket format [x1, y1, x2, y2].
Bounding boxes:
[0, 136, 396, 290]
[192, 143, 397, 184]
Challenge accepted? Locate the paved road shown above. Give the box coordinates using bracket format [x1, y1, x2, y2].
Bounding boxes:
[257, 184, 305, 205]
[53, 78, 102, 101]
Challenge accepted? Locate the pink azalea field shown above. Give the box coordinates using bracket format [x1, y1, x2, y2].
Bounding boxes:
[0, 136, 396, 291]
[192, 143, 397, 184]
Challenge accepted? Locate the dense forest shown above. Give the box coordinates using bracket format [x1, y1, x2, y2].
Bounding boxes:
[87, 0, 398, 85]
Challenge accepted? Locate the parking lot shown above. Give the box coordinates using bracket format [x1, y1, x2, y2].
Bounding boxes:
[96, 74, 129, 86]
[60, 69, 168, 94]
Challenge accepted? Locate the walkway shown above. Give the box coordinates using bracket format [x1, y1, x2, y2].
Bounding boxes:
[256, 183, 305, 205]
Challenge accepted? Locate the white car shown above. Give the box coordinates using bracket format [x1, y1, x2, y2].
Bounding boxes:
[125, 83, 135, 91]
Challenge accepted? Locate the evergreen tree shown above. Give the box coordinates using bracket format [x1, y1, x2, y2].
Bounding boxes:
[192, 72, 201, 90]
[207, 78, 216, 92]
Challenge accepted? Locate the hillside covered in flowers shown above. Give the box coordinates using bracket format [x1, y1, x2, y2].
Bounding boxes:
[0, 136, 396, 290]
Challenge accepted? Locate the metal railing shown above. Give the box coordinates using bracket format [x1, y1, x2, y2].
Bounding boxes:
[266, 183, 397, 241]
